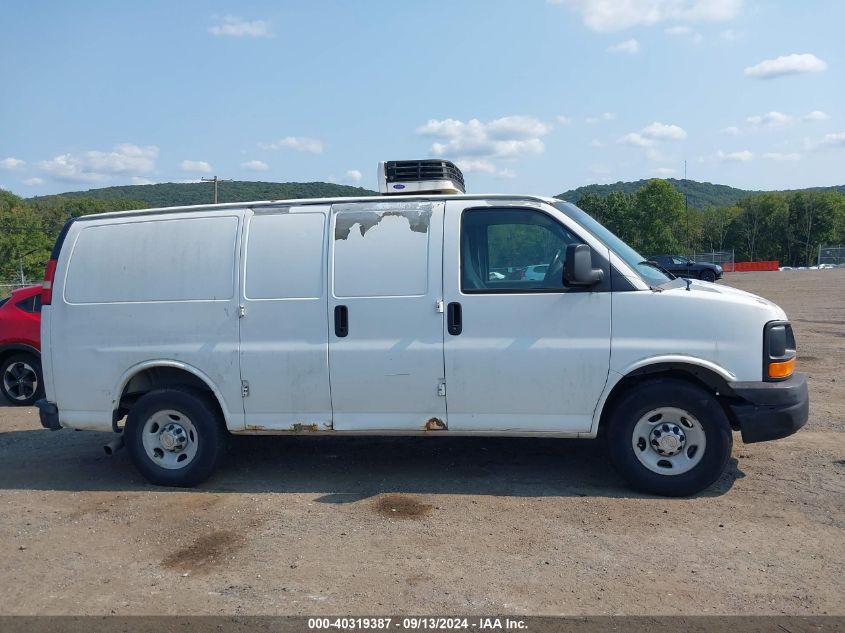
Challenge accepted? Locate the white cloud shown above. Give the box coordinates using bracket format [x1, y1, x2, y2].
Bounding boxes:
[549, 0, 742, 32]
[241, 159, 269, 171]
[717, 149, 753, 162]
[209, 15, 272, 38]
[180, 160, 213, 173]
[130, 176, 155, 185]
[590, 138, 604, 147]
[556, 115, 572, 125]
[721, 126, 741, 136]
[818, 132, 845, 147]
[744, 53, 827, 79]
[607, 38, 640, 54]
[39, 144, 158, 183]
[345, 169, 362, 182]
[620, 132, 655, 147]
[655, 167, 677, 176]
[664, 25, 702, 43]
[620, 121, 687, 147]
[260, 136, 324, 153]
[763, 152, 801, 161]
[0, 157, 25, 170]
[719, 28, 739, 40]
[417, 115, 551, 159]
[654, 167, 678, 177]
[455, 159, 515, 178]
[746, 111, 792, 127]
[23, 177, 44, 186]
[585, 112, 616, 124]
[641, 121, 687, 140]
[803, 110, 830, 122]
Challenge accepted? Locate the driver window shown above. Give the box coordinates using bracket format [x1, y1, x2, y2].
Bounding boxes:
[461, 208, 581, 293]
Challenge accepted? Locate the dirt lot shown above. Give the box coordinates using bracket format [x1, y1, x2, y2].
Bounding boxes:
[1, 270, 843, 616]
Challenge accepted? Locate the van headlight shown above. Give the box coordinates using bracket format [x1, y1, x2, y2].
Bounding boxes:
[763, 321, 796, 381]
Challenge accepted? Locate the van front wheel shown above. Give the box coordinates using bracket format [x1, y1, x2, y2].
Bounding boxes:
[606, 379, 732, 496]
[125, 387, 226, 487]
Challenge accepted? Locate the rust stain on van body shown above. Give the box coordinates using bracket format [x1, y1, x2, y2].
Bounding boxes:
[425, 417, 447, 431]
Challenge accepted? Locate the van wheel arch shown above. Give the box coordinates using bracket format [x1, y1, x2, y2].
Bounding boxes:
[115, 365, 228, 433]
[599, 363, 740, 435]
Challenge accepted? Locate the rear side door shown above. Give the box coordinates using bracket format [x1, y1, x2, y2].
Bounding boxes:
[327, 200, 447, 430]
[239, 206, 333, 430]
[442, 201, 612, 433]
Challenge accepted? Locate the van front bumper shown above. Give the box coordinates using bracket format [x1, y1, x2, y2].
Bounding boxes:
[36, 399, 62, 430]
[728, 373, 808, 443]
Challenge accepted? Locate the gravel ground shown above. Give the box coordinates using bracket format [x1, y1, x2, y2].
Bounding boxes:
[0, 270, 842, 615]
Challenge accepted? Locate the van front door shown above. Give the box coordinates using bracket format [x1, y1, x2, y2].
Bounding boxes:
[442, 201, 612, 433]
[328, 201, 447, 430]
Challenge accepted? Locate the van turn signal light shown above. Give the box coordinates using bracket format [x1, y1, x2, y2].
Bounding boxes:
[767, 356, 795, 379]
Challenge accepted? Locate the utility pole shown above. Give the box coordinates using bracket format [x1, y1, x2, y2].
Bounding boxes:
[201, 176, 233, 204]
[684, 160, 690, 258]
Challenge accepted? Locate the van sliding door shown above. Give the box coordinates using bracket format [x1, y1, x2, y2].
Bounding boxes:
[238, 206, 333, 430]
[327, 201, 447, 431]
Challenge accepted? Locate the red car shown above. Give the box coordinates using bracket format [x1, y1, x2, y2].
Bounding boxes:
[0, 285, 43, 405]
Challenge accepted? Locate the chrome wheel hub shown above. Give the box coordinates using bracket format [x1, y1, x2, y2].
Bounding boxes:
[632, 407, 706, 475]
[159, 423, 188, 452]
[650, 423, 686, 456]
[141, 410, 199, 470]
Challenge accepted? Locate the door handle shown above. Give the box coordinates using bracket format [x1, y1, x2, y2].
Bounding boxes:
[334, 305, 349, 338]
[447, 302, 462, 336]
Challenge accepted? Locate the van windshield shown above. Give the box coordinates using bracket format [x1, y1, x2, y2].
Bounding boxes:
[553, 200, 672, 286]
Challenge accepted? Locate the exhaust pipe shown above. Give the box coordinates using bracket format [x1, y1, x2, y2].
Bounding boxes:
[103, 436, 125, 456]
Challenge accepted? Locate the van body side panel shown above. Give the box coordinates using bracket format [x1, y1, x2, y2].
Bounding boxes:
[50, 212, 244, 431]
[608, 286, 773, 384]
[442, 200, 612, 432]
[328, 201, 447, 430]
[238, 207, 333, 430]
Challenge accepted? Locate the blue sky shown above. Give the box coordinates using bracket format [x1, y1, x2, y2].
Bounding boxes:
[1, 0, 843, 197]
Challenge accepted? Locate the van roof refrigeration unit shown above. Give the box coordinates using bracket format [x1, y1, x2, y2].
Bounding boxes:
[378, 159, 466, 195]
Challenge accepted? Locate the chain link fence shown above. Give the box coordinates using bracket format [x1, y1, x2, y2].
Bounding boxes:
[817, 245, 845, 267]
[0, 283, 33, 299]
[694, 250, 735, 272]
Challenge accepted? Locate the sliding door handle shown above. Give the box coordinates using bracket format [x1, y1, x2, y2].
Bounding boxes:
[334, 305, 349, 337]
[447, 302, 462, 336]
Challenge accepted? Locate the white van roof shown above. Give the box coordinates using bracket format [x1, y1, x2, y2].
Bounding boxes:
[75, 193, 563, 221]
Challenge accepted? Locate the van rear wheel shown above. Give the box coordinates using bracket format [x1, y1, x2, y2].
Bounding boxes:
[125, 387, 226, 487]
[606, 379, 732, 496]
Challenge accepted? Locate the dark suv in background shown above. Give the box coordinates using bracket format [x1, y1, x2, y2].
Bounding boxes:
[648, 255, 723, 282]
[0, 285, 43, 405]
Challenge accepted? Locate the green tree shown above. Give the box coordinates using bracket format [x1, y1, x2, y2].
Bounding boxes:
[632, 179, 685, 256]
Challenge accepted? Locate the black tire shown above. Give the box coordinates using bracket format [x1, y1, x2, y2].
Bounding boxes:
[125, 387, 226, 487]
[0, 352, 44, 406]
[606, 379, 732, 497]
[700, 269, 716, 283]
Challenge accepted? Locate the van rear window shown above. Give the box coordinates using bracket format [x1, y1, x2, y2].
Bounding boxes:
[64, 216, 238, 304]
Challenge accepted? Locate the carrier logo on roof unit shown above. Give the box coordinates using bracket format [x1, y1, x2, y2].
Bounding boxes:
[378, 159, 466, 195]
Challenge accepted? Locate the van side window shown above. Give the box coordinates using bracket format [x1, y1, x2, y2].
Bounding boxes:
[333, 207, 430, 298]
[461, 209, 581, 293]
[245, 213, 325, 300]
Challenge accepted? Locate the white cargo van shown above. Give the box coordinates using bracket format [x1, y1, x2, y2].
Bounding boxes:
[37, 160, 808, 495]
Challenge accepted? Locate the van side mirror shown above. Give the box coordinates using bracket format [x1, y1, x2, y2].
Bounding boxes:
[563, 244, 604, 287]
